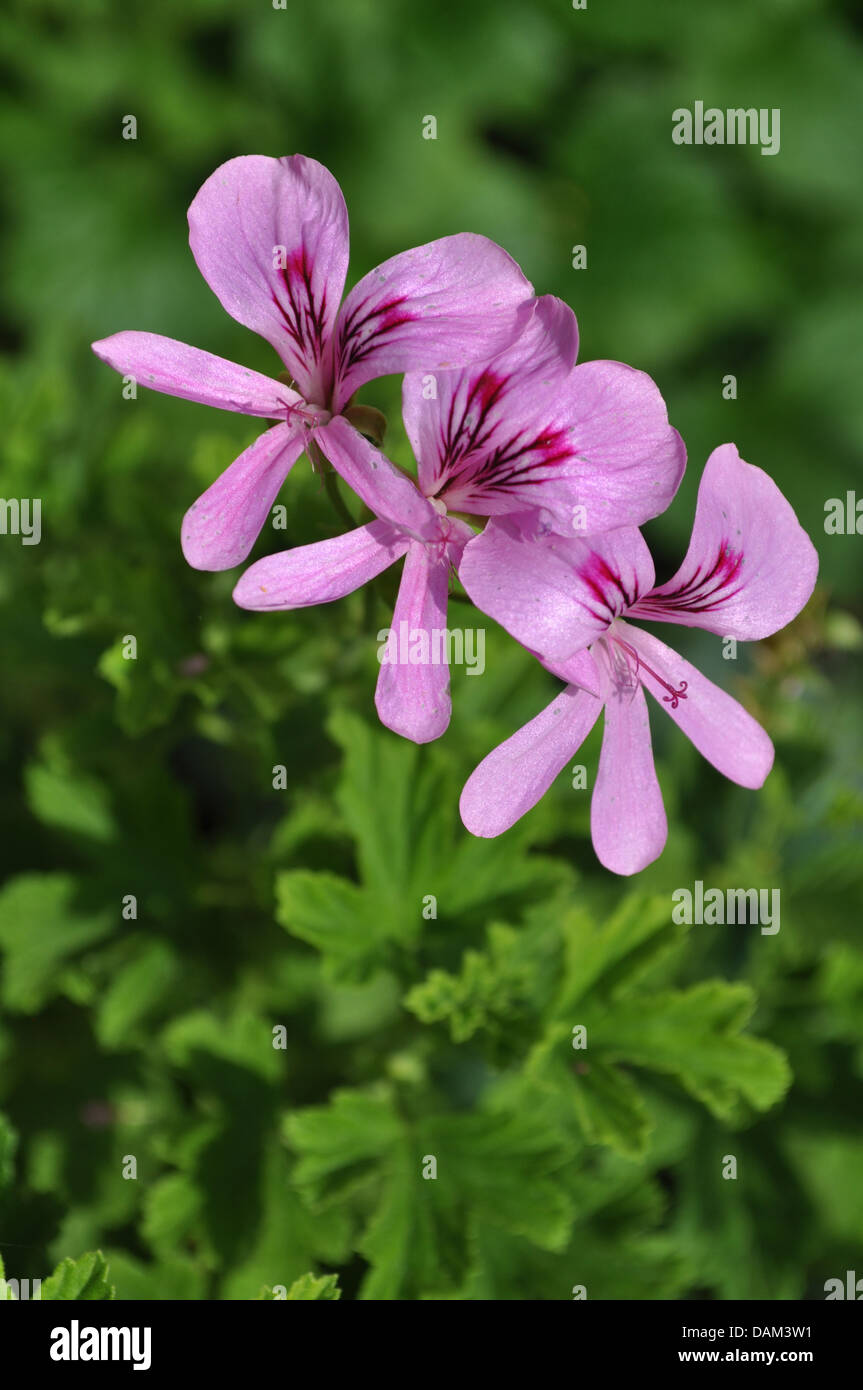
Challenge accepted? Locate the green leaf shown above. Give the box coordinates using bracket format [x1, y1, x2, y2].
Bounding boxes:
[219, 1145, 351, 1299]
[286, 1089, 402, 1207]
[289, 1086, 574, 1298]
[102, 1251, 207, 1302]
[431, 1107, 574, 1252]
[97, 639, 179, 737]
[24, 756, 116, 843]
[570, 1060, 652, 1160]
[141, 1174, 202, 1257]
[41, 1251, 115, 1301]
[358, 1143, 464, 1300]
[0, 1112, 16, 1190]
[0, 874, 114, 1011]
[326, 713, 572, 918]
[283, 1272, 341, 1300]
[276, 713, 573, 979]
[586, 982, 791, 1123]
[404, 924, 535, 1041]
[275, 871, 390, 978]
[161, 1008, 284, 1085]
[95, 940, 179, 1048]
[555, 894, 685, 1012]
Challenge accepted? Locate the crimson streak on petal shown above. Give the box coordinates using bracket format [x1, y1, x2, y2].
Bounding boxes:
[272, 247, 330, 377]
[632, 542, 745, 621]
[335, 295, 413, 378]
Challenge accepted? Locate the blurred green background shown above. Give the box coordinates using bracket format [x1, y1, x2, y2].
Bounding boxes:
[0, 0, 862, 1301]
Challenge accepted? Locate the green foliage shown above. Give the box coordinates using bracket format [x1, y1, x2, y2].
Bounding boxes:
[40, 1252, 115, 1302]
[0, 0, 860, 1302]
[276, 712, 570, 980]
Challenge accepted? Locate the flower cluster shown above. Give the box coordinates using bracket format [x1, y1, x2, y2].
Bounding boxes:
[92, 155, 818, 874]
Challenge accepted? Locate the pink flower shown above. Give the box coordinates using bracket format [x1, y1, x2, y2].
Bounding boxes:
[233, 296, 685, 743]
[233, 414, 473, 744]
[91, 154, 535, 571]
[458, 444, 819, 875]
[403, 296, 685, 536]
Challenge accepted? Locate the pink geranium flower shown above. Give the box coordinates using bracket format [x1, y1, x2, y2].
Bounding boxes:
[233, 296, 685, 743]
[91, 154, 535, 570]
[458, 444, 819, 874]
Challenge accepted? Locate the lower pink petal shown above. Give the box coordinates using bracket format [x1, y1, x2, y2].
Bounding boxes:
[460, 684, 602, 837]
[375, 542, 453, 744]
[233, 520, 409, 610]
[591, 678, 667, 875]
[621, 623, 774, 789]
[542, 646, 602, 697]
[315, 416, 441, 541]
[181, 423, 305, 571]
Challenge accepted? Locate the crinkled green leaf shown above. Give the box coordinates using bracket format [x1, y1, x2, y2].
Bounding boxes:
[405, 924, 535, 1041]
[41, 1251, 115, 1301]
[285, 1272, 341, 1300]
[586, 982, 791, 1122]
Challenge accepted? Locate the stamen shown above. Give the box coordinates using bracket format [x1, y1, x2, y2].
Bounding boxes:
[613, 637, 688, 709]
[287, 400, 331, 429]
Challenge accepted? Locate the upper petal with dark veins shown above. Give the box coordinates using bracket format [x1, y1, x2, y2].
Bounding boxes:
[404, 305, 684, 535]
[403, 295, 578, 519]
[630, 443, 819, 638]
[188, 155, 349, 404]
[331, 233, 534, 411]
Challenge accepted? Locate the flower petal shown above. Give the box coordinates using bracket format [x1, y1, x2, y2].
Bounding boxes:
[402, 294, 579, 517]
[631, 443, 819, 638]
[375, 542, 453, 744]
[591, 671, 667, 876]
[556, 360, 686, 531]
[331, 233, 534, 411]
[458, 517, 654, 662]
[232, 520, 408, 610]
[620, 623, 774, 788]
[542, 646, 602, 697]
[460, 683, 602, 837]
[315, 416, 441, 541]
[91, 332, 303, 417]
[182, 423, 305, 571]
[188, 155, 349, 403]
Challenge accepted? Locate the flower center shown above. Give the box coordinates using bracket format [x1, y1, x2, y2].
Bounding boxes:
[275, 372, 332, 427]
